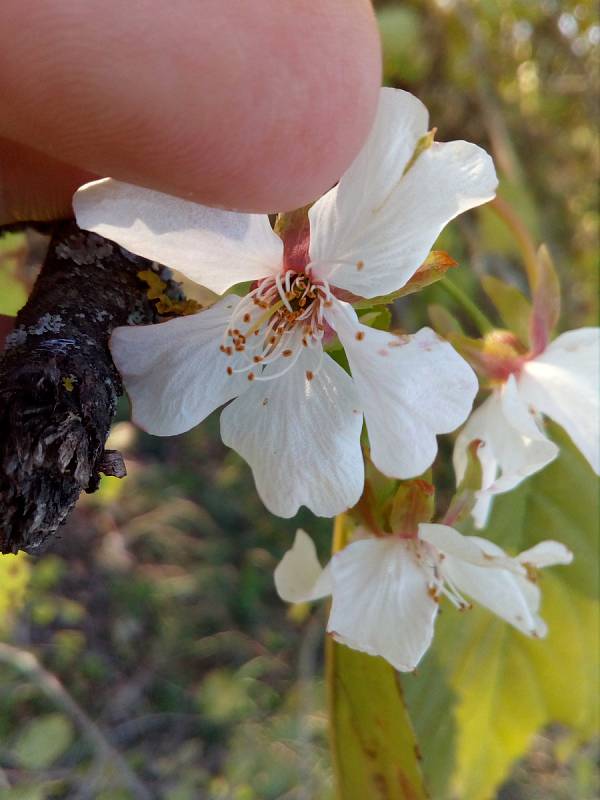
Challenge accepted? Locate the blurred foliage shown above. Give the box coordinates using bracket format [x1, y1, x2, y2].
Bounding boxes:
[0, 0, 598, 797]
[0, 555, 30, 636]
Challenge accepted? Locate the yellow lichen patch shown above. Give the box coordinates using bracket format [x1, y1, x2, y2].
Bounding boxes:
[137, 270, 203, 317]
[0, 553, 30, 635]
[62, 375, 77, 392]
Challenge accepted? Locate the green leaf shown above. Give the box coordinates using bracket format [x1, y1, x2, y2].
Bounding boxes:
[404, 425, 599, 800]
[13, 712, 74, 770]
[328, 642, 427, 800]
[481, 275, 532, 346]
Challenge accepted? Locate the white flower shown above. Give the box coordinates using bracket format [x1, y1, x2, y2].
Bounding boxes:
[74, 88, 497, 518]
[275, 527, 572, 672]
[455, 327, 600, 527]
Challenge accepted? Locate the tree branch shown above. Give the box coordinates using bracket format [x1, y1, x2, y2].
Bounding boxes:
[0, 221, 185, 554]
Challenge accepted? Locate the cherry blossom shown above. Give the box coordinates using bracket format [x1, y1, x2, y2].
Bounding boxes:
[275, 527, 572, 672]
[454, 327, 599, 527]
[74, 88, 497, 518]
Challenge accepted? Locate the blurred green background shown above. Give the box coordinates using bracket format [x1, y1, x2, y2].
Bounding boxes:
[0, 1, 598, 798]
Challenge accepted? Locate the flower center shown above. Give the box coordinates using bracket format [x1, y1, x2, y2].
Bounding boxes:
[221, 268, 333, 381]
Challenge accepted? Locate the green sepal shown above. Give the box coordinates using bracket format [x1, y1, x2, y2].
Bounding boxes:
[352, 251, 458, 309]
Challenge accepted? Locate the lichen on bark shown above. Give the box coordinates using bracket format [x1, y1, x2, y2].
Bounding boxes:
[0, 221, 185, 554]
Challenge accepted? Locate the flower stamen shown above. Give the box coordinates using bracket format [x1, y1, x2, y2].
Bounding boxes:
[222, 269, 332, 379]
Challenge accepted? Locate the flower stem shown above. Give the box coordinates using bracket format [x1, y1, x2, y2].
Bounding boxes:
[326, 513, 347, 798]
[489, 195, 539, 291]
[439, 277, 494, 334]
[332, 512, 348, 553]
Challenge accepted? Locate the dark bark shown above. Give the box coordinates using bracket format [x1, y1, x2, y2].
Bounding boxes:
[0, 221, 184, 554]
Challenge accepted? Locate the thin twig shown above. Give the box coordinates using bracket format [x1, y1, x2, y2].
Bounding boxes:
[0, 642, 153, 800]
[438, 277, 494, 334]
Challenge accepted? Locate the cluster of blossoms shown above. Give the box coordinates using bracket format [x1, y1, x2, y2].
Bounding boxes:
[74, 88, 586, 673]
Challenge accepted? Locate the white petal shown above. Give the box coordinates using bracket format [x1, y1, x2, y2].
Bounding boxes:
[517, 540, 573, 568]
[327, 537, 439, 672]
[328, 301, 478, 478]
[110, 295, 247, 436]
[453, 378, 558, 527]
[470, 493, 494, 531]
[419, 524, 520, 570]
[274, 530, 333, 603]
[308, 89, 497, 298]
[220, 348, 364, 518]
[74, 179, 282, 294]
[519, 328, 600, 474]
[441, 553, 545, 637]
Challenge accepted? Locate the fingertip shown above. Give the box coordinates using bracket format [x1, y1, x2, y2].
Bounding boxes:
[0, 138, 94, 224]
[1, 0, 381, 213]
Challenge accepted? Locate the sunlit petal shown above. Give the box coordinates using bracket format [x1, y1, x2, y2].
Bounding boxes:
[453, 378, 559, 527]
[328, 537, 439, 672]
[74, 178, 282, 293]
[309, 88, 497, 298]
[437, 545, 544, 637]
[110, 295, 247, 436]
[517, 540, 573, 568]
[328, 300, 477, 478]
[519, 327, 600, 474]
[220, 348, 364, 518]
[274, 530, 333, 603]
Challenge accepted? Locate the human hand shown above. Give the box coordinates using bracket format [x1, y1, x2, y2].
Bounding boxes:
[0, 0, 381, 224]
